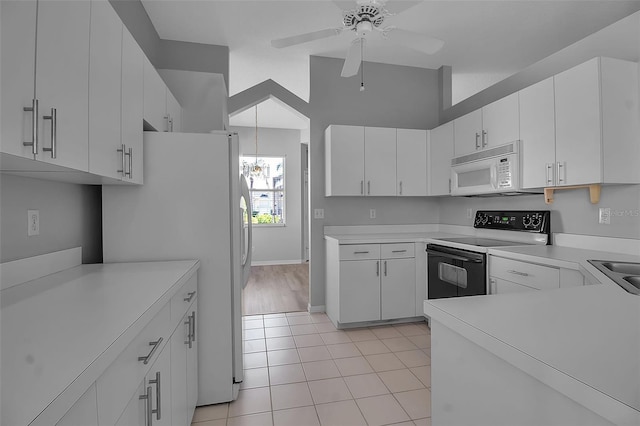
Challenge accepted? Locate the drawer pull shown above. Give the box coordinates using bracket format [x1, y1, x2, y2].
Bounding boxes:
[353, 251, 370, 254]
[138, 337, 163, 364]
[507, 270, 530, 277]
[184, 291, 196, 302]
[148, 371, 161, 420]
[391, 250, 407, 253]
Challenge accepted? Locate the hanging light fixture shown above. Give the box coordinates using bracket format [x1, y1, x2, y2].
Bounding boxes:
[250, 105, 262, 176]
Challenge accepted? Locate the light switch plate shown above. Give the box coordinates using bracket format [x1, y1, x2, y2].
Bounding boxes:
[314, 208, 324, 219]
[370, 209, 376, 219]
[599, 207, 611, 225]
[28, 210, 40, 236]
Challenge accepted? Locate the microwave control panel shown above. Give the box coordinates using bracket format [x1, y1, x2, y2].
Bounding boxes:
[496, 157, 513, 188]
[474, 210, 550, 233]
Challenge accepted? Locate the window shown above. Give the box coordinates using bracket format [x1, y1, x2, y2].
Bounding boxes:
[241, 156, 285, 225]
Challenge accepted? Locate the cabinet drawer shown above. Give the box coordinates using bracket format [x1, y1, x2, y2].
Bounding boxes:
[171, 274, 197, 322]
[339, 244, 380, 260]
[490, 257, 559, 290]
[381, 243, 414, 259]
[96, 302, 171, 426]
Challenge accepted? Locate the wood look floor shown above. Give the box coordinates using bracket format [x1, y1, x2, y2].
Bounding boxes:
[242, 263, 309, 315]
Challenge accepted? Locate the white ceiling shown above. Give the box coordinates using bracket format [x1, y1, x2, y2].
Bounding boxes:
[141, 0, 640, 129]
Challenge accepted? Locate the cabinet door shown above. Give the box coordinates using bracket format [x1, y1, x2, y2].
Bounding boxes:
[171, 323, 189, 426]
[381, 258, 416, 320]
[88, 0, 122, 180]
[121, 28, 144, 184]
[186, 306, 198, 422]
[428, 122, 454, 196]
[146, 343, 172, 426]
[143, 56, 168, 132]
[36, 0, 90, 171]
[166, 90, 182, 132]
[325, 125, 365, 196]
[453, 109, 482, 157]
[115, 382, 146, 426]
[339, 260, 381, 323]
[519, 77, 556, 188]
[481, 92, 519, 149]
[490, 277, 536, 295]
[56, 383, 98, 426]
[554, 58, 602, 186]
[364, 127, 396, 196]
[0, 0, 37, 159]
[396, 129, 427, 196]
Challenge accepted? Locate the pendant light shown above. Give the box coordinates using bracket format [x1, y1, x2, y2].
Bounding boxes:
[250, 105, 262, 176]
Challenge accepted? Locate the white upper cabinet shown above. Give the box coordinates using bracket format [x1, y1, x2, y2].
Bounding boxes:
[143, 57, 168, 132]
[166, 90, 182, 133]
[0, 0, 90, 170]
[0, 0, 37, 160]
[454, 93, 519, 157]
[121, 28, 144, 184]
[325, 125, 365, 196]
[364, 127, 397, 196]
[35, 0, 91, 171]
[520, 77, 556, 188]
[554, 57, 639, 186]
[396, 129, 428, 196]
[89, 0, 123, 180]
[428, 122, 454, 196]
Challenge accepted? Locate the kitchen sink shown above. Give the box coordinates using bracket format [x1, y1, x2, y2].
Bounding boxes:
[588, 260, 640, 295]
[599, 261, 640, 275]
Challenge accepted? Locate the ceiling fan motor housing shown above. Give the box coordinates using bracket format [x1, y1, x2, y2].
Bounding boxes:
[343, 3, 385, 34]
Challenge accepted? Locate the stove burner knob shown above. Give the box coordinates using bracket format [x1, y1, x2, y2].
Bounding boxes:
[474, 213, 488, 227]
[530, 214, 542, 229]
[523, 215, 532, 228]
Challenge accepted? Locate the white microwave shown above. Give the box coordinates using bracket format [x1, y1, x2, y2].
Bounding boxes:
[450, 141, 537, 196]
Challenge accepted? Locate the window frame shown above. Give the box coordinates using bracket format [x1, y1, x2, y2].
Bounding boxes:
[241, 155, 286, 227]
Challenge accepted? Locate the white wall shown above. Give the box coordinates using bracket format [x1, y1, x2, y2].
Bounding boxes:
[232, 126, 303, 264]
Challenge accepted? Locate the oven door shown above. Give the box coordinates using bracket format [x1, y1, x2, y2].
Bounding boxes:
[426, 244, 487, 299]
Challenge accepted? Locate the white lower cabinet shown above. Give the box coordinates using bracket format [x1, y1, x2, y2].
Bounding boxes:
[326, 241, 417, 326]
[56, 384, 98, 426]
[172, 300, 199, 426]
[489, 255, 584, 294]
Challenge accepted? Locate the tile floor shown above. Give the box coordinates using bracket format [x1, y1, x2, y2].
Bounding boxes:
[192, 311, 432, 426]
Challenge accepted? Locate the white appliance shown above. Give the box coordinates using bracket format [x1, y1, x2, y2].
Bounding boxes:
[102, 131, 252, 406]
[450, 140, 539, 196]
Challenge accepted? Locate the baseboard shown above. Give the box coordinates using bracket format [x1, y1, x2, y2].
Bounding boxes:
[308, 304, 326, 313]
[0, 247, 82, 290]
[251, 259, 303, 266]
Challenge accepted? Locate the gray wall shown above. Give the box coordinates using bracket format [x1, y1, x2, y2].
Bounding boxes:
[233, 126, 303, 264]
[308, 56, 442, 309]
[0, 175, 103, 264]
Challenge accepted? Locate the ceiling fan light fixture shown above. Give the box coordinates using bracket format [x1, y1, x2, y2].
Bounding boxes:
[356, 21, 373, 36]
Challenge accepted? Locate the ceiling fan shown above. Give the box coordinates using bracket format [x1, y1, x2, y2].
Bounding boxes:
[270, 0, 444, 79]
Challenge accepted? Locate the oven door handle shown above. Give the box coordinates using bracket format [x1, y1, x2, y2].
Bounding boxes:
[426, 249, 482, 263]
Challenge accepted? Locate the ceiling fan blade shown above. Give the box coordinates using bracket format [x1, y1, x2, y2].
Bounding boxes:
[341, 38, 363, 77]
[271, 28, 344, 48]
[384, 28, 444, 54]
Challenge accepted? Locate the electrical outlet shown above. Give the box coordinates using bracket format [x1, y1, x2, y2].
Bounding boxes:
[467, 208, 474, 219]
[599, 207, 611, 225]
[28, 210, 39, 236]
[370, 209, 376, 219]
[314, 208, 324, 219]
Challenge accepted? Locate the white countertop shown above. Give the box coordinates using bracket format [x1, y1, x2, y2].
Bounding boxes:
[1, 260, 200, 426]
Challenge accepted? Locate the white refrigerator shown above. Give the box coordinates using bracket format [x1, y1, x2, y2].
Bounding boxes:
[102, 131, 252, 406]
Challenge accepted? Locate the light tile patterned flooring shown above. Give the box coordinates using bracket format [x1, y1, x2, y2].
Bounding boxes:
[192, 311, 432, 426]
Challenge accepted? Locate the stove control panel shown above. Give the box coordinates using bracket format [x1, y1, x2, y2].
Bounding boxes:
[474, 210, 550, 233]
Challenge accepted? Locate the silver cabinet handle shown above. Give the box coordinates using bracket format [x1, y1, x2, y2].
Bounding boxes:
[126, 147, 133, 178]
[475, 132, 480, 149]
[367, 181, 371, 195]
[360, 180, 364, 195]
[399, 181, 403, 195]
[139, 386, 153, 426]
[170, 117, 174, 132]
[557, 162, 565, 183]
[148, 371, 161, 420]
[376, 260, 380, 277]
[489, 278, 497, 294]
[545, 163, 554, 186]
[353, 251, 370, 254]
[117, 144, 126, 176]
[42, 108, 57, 158]
[507, 270, 530, 277]
[184, 315, 192, 347]
[191, 311, 196, 343]
[384, 260, 387, 276]
[138, 337, 163, 364]
[482, 130, 487, 148]
[184, 291, 196, 302]
[391, 250, 407, 253]
[164, 115, 170, 132]
[23, 98, 38, 155]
